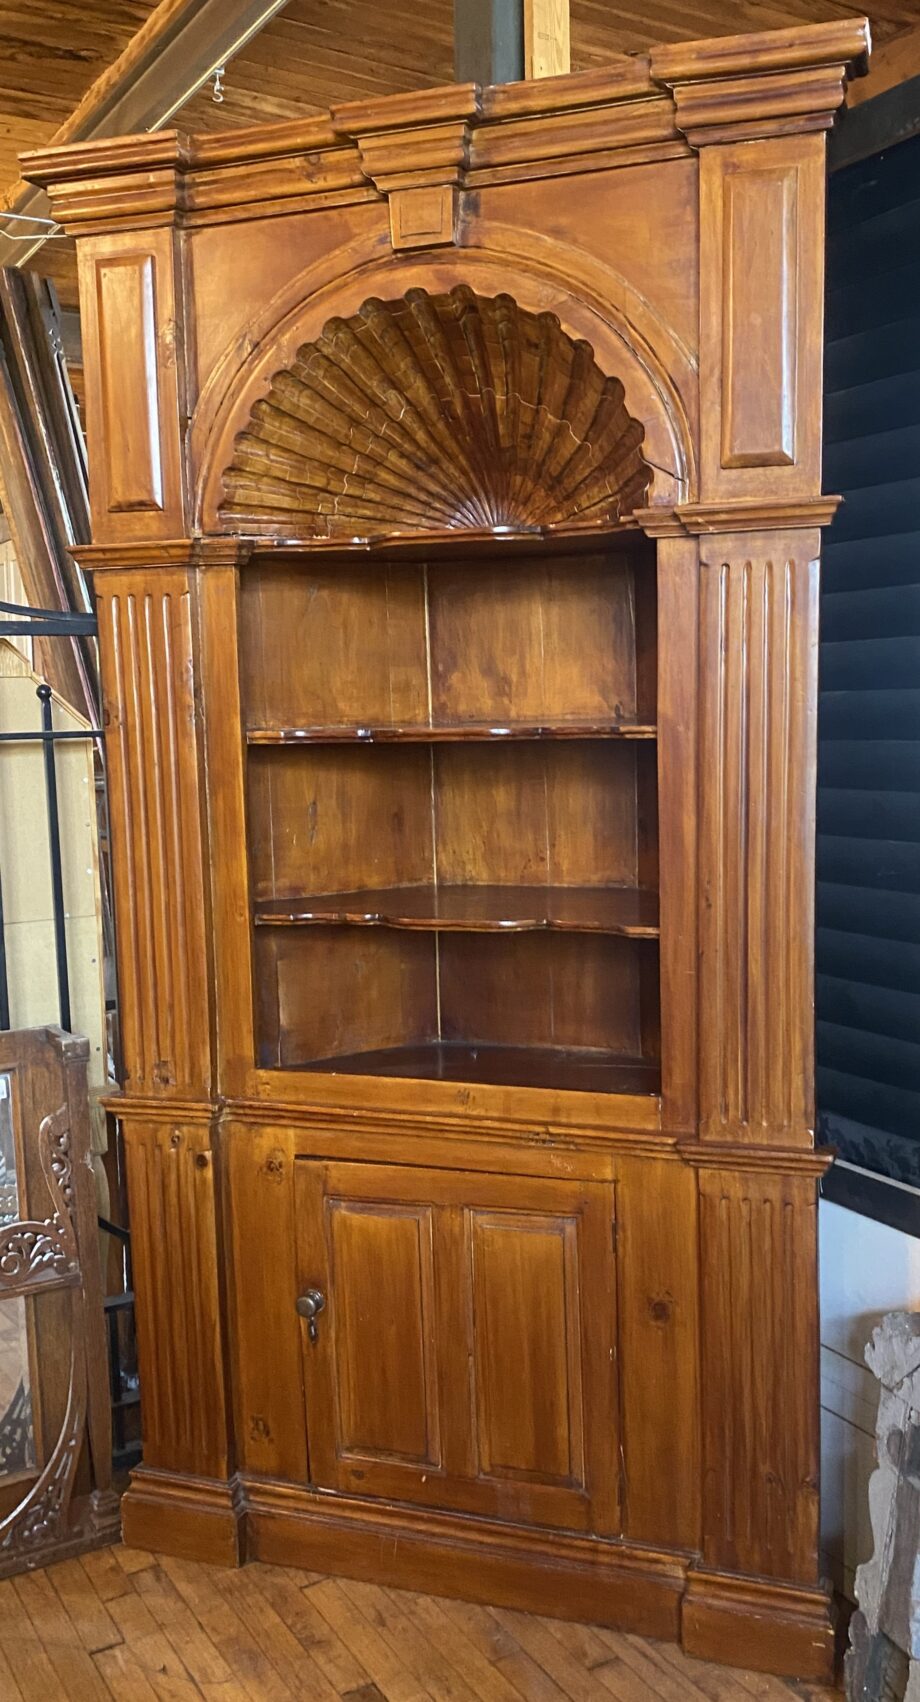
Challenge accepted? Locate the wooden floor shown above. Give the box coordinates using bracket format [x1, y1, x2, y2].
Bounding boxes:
[0, 1545, 841, 1701]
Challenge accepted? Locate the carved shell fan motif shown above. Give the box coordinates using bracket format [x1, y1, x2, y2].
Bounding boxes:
[220, 287, 652, 537]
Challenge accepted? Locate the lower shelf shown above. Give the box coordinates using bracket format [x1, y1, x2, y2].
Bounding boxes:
[296, 1041, 659, 1095]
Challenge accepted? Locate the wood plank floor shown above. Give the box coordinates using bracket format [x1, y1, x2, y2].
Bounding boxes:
[0, 1545, 840, 1701]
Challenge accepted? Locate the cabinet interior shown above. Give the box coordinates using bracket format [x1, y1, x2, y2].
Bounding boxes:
[240, 539, 661, 1095]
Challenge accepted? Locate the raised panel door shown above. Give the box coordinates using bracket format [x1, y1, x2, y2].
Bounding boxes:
[470, 1208, 583, 1487]
[295, 1160, 619, 1533]
[324, 1198, 440, 1467]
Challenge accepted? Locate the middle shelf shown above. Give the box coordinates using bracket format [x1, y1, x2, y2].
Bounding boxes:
[246, 719, 657, 745]
[254, 883, 660, 937]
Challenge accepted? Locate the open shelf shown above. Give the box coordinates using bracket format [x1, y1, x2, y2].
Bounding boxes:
[243, 538, 661, 1096]
[247, 719, 657, 745]
[239, 550, 657, 741]
[255, 928, 659, 1080]
[254, 884, 659, 937]
[296, 1041, 659, 1096]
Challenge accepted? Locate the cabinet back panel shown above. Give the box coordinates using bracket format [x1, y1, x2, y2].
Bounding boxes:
[439, 933, 646, 1056]
[239, 563, 428, 730]
[428, 554, 642, 723]
[255, 927, 649, 1066]
[250, 742, 644, 897]
[255, 927, 437, 1066]
[239, 547, 655, 733]
[434, 742, 639, 887]
[248, 746, 434, 898]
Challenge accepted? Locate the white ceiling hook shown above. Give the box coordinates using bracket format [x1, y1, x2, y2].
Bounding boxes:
[212, 65, 225, 103]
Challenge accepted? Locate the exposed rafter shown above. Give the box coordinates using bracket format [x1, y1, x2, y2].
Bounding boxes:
[525, 0, 570, 79]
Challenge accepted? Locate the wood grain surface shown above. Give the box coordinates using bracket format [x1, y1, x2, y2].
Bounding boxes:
[35, 18, 860, 1682]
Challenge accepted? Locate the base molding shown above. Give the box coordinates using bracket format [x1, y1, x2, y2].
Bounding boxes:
[682, 1567, 836, 1681]
[118, 1469, 836, 1680]
[121, 1467, 245, 1567]
[245, 1479, 686, 1642]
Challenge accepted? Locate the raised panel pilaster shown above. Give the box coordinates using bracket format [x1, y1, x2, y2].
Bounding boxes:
[699, 136, 824, 502]
[698, 530, 819, 1146]
[78, 228, 188, 542]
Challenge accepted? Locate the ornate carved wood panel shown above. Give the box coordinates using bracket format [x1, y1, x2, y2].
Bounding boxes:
[698, 530, 820, 1146]
[219, 288, 651, 538]
[0, 1028, 118, 1576]
[95, 569, 212, 1100]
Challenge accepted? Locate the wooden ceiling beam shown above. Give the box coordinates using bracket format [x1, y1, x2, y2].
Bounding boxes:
[525, 0, 570, 78]
[0, 0, 291, 269]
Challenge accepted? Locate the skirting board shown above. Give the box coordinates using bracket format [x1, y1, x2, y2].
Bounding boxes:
[682, 1568, 836, 1681]
[122, 1469, 244, 1568]
[247, 1497, 683, 1644]
[122, 1466, 835, 1680]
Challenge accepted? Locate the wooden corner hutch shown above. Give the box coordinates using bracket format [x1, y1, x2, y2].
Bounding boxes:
[25, 17, 869, 1679]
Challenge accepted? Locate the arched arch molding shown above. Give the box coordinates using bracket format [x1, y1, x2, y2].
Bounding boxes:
[195, 240, 696, 533]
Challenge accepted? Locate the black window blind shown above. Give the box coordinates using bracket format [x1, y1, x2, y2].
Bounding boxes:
[818, 131, 920, 1188]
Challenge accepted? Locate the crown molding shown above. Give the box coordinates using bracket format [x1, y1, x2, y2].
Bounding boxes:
[72, 537, 253, 573]
[650, 19, 870, 86]
[22, 21, 870, 234]
[635, 497, 842, 536]
[482, 59, 653, 118]
[651, 18, 870, 146]
[331, 84, 481, 137]
[679, 1142, 834, 1176]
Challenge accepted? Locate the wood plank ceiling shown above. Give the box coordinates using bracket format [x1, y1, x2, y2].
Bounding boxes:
[176, 0, 919, 131]
[0, 1, 159, 197]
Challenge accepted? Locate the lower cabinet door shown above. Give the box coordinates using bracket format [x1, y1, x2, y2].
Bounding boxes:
[295, 1159, 620, 1534]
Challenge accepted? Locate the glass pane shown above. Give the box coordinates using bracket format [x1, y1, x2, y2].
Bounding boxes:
[0, 1295, 35, 1475]
[0, 1074, 18, 1226]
